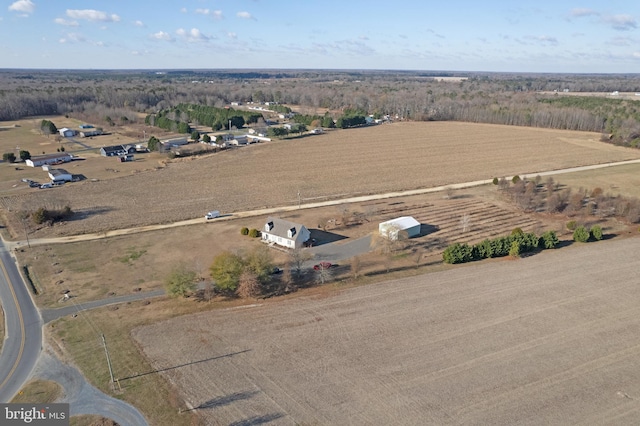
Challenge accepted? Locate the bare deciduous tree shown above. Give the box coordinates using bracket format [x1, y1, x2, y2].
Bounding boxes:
[351, 256, 361, 279]
[315, 263, 333, 285]
[237, 271, 260, 299]
[460, 213, 471, 233]
[290, 248, 312, 277]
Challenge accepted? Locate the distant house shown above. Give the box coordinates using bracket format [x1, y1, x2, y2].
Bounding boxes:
[79, 129, 102, 137]
[48, 168, 73, 182]
[228, 135, 249, 146]
[379, 216, 421, 240]
[160, 137, 189, 147]
[25, 153, 73, 167]
[100, 145, 135, 157]
[58, 128, 76, 137]
[262, 217, 311, 249]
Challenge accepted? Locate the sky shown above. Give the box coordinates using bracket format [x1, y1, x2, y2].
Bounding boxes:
[0, 0, 639, 73]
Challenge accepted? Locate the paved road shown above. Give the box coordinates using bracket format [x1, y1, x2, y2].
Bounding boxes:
[33, 350, 148, 426]
[41, 289, 165, 324]
[0, 240, 42, 402]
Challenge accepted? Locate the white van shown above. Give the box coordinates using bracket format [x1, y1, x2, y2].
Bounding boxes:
[205, 211, 220, 220]
[40, 183, 53, 189]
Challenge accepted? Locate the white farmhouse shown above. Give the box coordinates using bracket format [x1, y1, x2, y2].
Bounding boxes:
[262, 217, 311, 249]
[379, 216, 421, 240]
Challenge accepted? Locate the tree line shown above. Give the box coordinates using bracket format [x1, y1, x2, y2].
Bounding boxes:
[1, 69, 639, 144]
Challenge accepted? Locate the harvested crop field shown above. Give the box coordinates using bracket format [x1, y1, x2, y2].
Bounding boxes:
[2, 121, 639, 238]
[134, 237, 640, 425]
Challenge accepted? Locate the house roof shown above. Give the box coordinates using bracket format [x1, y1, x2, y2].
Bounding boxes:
[264, 217, 308, 240]
[379, 216, 420, 230]
[49, 168, 71, 176]
[101, 145, 126, 153]
[28, 153, 72, 163]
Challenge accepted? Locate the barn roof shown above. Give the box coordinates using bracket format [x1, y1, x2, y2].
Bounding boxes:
[379, 216, 420, 230]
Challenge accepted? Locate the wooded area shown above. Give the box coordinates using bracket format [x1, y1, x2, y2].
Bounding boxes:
[1, 69, 639, 145]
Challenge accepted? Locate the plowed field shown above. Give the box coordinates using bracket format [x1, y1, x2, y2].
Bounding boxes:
[2, 121, 639, 238]
[134, 237, 640, 425]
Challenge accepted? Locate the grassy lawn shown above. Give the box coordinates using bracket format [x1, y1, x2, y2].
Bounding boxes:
[547, 162, 640, 198]
[70, 415, 118, 426]
[11, 379, 61, 403]
[48, 297, 227, 426]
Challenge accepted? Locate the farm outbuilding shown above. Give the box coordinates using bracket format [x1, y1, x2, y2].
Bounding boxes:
[48, 168, 73, 182]
[25, 153, 73, 167]
[379, 216, 421, 240]
[58, 128, 76, 137]
[262, 217, 311, 249]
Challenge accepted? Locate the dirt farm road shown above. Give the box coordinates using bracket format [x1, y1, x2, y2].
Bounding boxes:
[12, 158, 640, 249]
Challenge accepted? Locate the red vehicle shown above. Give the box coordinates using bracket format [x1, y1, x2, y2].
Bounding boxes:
[313, 262, 332, 270]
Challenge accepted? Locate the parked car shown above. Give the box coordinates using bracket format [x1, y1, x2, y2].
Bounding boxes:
[29, 182, 40, 188]
[313, 262, 332, 270]
[205, 210, 220, 220]
[39, 183, 52, 189]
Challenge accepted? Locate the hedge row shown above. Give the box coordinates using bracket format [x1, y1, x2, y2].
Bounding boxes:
[240, 227, 261, 238]
[443, 229, 559, 264]
[573, 225, 603, 242]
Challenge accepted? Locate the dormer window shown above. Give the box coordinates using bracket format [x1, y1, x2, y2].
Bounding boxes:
[287, 227, 296, 238]
[265, 221, 274, 232]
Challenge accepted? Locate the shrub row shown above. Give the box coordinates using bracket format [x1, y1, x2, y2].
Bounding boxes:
[240, 227, 261, 238]
[443, 229, 559, 264]
[573, 225, 603, 242]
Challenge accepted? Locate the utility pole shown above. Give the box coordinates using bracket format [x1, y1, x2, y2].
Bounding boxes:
[21, 218, 30, 248]
[102, 334, 115, 386]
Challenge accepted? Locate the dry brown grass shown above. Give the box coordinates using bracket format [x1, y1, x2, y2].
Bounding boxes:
[10, 379, 61, 403]
[2, 121, 639, 239]
[70, 416, 118, 426]
[543, 163, 640, 198]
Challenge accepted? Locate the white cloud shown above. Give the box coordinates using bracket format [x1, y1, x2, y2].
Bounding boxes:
[176, 28, 209, 42]
[196, 8, 210, 15]
[609, 36, 633, 46]
[180, 7, 187, 13]
[228, 32, 237, 39]
[54, 18, 79, 27]
[59, 32, 86, 44]
[526, 35, 559, 45]
[151, 31, 174, 42]
[134, 20, 144, 27]
[212, 10, 223, 20]
[237, 11, 254, 20]
[8, 0, 35, 15]
[603, 14, 637, 31]
[66, 9, 120, 23]
[570, 8, 598, 18]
